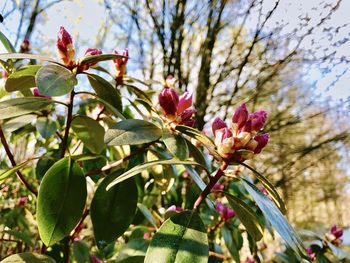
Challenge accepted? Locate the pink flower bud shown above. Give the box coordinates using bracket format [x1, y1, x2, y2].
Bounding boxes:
[253, 133, 269, 154]
[1, 71, 8, 79]
[81, 48, 103, 70]
[18, 196, 28, 206]
[57, 26, 75, 66]
[216, 201, 235, 221]
[245, 258, 255, 263]
[245, 110, 267, 132]
[90, 255, 101, 263]
[213, 183, 225, 191]
[232, 103, 248, 130]
[113, 48, 128, 84]
[20, 38, 31, 53]
[166, 205, 183, 213]
[212, 117, 227, 136]
[32, 88, 51, 99]
[179, 109, 196, 127]
[159, 88, 179, 116]
[331, 225, 343, 239]
[306, 247, 316, 261]
[177, 92, 192, 114]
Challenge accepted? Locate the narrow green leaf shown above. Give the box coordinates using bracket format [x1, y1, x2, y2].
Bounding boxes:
[0, 97, 54, 120]
[0, 159, 33, 182]
[162, 131, 189, 160]
[239, 162, 286, 214]
[72, 241, 90, 263]
[106, 159, 209, 190]
[242, 179, 307, 259]
[0, 32, 16, 53]
[221, 226, 241, 263]
[225, 193, 264, 241]
[79, 53, 125, 66]
[71, 116, 105, 154]
[104, 119, 162, 146]
[175, 125, 215, 147]
[116, 238, 149, 262]
[36, 64, 77, 96]
[117, 256, 145, 263]
[137, 203, 159, 229]
[36, 117, 58, 139]
[5, 65, 42, 92]
[185, 139, 208, 168]
[91, 172, 138, 248]
[2, 229, 34, 247]
[0, 53, 58, 63]
[327, 242, 350, 260]
[144, 210, 209, 263]
[87, 73, 122, 111]
[0, 252, 55, 263]
[125, 84, 153, 104]
[37, 157, 87, 246]
[2, 114, 36, 132]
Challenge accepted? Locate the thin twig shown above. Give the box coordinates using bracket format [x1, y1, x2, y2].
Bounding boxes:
[0, 126, 38, 196]
[60, 91, 75, 158]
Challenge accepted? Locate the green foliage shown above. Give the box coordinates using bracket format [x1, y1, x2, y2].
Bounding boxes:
[37, 157, 87, 246]
[144, 211, 209, 263]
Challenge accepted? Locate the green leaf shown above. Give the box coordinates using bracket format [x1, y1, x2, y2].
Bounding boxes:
[0, 159, 33, 182]
[225, 193, 264, 241]
[5, 65, 42, 92]
[144, 210, 209, 263]
[175, 125, 215, 147]
[117, 256, 145, 263]
[73, 240, 90, 263]
[2, 229, 35, 247]
[242, 179, 307, 259]
[87, 73, 122, 111]
[71, 116, 105, 154]
[79, 53, 125, 66]
[162, 131, 189, 160]
[36, 117, 58, 139]
[0, 53, 57, 63]
[104, 119, 162, 146]
[0, 32, 16, 53]
[106, 159, 209, 190]
[239, 161, 286, 214]
[0, 252, 55, 263]
[221, 226, 241, 263]
[116, 238, 149, 262]
[91, 171, 138, 248]
[327, 242, 350, 260]
[137, 203, 159, 229]
[37, 157, 87, 246]
[36, 64, 77, 96]
[0, 97, 54, 120]
[185, 139, 208, 168]
[2, 114, 36, 132]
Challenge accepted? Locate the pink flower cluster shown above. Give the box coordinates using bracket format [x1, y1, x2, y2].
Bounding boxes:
[113, 48, 128, 85]
[212, 103, 269, 160]
[215, 201, 235, 221]
[159, 77, 196, 127]
[306, 247, 316, 261]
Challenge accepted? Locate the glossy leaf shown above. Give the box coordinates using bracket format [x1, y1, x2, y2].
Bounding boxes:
[36, 117, 58, 139]
[162, 131, 189, 160]
[107, 159, 209, 190]
[0, 32, 16, 53]
[175, 125, 215, 147]
[327, 242, 350, 260]
[79, 53, 125, 65]
[242, 179, 307, 259]
[137, 203, 159, 229]
[0, 252, 55, 263]
[73, 240, 90, 263]
[0, 97, 54, 120]
[71, 116, 105, 154]
[185, 139, 208, 168]
[91, 172, 138, 248]
[239, 161, 286, 214]
[36, 64, 77, 96]
[5, 65, 41, 92]
[0, 159, 33, 182]
[87, 73, 122, 111]
[225, 193, 264, 241]
[117, 256, 145, 263]
[104, 119, 162, 146]
[2, 114, 36, 132]
[37, 157, 87, 246]
[116, 238, 149, 262]
[221, 226, 241, 263]
[145, 210, 209, 263]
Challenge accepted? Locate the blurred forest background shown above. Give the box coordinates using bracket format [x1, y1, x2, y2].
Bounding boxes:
[1, 0, 350, 233]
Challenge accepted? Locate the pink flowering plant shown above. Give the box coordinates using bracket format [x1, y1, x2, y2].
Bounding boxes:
[0, 27, 349, 263]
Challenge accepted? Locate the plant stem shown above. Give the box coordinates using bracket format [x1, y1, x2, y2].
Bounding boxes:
[60, 91, 75, 158]
[193, 161, 228, 209]
[0, 126, 38, 196]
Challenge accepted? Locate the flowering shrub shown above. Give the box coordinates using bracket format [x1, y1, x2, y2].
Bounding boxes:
[0, 27, 349, 263]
